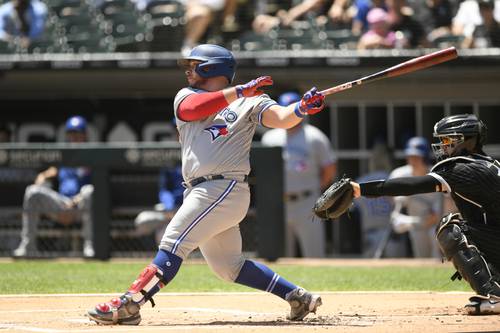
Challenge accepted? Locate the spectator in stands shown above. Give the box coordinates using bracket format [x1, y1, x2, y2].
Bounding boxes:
[358, 7, 401, 49]
[351, 0, 387, 36]
[454, 0, 500, 48]
[327, 0, 356, 29]
[419, 0, 455, 44]
[252, 0, 326, 34]
[180, 0, 228, 55]
[134, 165, 184, 244]
[453, 0, 500, 47]
[386, 0, 427, 47]
[12, 116, 95, 258]
[475, 0, 500, 47]
[0, 0, 47, 48]
[388, 137, 443, 258]
[261, 91, 337, 258]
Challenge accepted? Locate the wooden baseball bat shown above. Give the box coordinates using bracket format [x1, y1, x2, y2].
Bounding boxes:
[320, 47, 458, 96]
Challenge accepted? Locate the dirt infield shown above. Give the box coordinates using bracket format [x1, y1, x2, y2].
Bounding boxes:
[1, 292, 499, 332]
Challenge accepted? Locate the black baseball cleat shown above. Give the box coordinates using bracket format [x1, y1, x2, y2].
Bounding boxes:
[285, 287, 322, 321]
[465, 295, 500, 315]
[88, 293, 141, 325]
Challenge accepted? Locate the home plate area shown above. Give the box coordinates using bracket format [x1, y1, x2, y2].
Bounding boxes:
[0, 292, 498, 332]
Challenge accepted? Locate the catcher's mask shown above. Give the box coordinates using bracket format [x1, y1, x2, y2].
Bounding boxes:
[431, 114, 487, 160]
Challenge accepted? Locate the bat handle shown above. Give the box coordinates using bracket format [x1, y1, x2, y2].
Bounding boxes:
[320, 80, 361, 96]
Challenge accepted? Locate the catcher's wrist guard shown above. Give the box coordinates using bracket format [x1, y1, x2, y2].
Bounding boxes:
[313, 177, 354, 219]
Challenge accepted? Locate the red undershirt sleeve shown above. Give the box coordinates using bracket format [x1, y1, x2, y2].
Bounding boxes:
[177, 91, 229, 122]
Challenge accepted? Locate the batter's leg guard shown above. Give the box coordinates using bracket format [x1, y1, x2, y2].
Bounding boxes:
[87, 249, 182, 325]
[436, 213, 500, 314]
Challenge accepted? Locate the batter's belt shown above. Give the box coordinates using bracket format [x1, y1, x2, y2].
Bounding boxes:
[284, 190, 313, 202]
[183, 174, 248, 188]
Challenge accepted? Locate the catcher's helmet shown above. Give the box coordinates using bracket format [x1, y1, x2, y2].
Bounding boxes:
[278, 92, 301, 106]
[65, 116, 87, 132]
[404, 137, 430, 158]
[178, 44, 236, 83]
[432, 114, 487, 160]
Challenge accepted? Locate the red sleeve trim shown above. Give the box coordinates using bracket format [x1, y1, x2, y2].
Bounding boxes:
[177, 91, 229, 122]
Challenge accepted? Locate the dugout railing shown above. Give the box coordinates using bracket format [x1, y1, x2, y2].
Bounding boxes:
[0, 143, 284, 260]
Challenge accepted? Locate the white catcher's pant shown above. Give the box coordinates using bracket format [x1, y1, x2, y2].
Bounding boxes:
[159, 179, 249, 282]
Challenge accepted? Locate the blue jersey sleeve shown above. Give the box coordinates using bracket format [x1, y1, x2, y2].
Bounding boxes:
[158, 166, 184, 210]
[58, 167, 91, 197]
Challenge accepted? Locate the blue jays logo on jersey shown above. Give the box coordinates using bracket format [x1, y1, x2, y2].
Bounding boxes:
[205, 124, 229, 142]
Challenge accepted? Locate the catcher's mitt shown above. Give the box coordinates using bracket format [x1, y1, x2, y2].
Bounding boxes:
[313, 177, 354, 219]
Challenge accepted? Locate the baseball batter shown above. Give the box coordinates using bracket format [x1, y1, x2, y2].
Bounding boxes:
[88, 44, 325, 325]
[348, 114, 500, 314]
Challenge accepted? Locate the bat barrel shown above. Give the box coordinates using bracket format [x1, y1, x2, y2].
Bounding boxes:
[386, 47, 458, 78]
[320, 47, 458, 97]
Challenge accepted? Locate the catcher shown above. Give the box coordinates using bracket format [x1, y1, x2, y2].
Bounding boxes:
[314, 114, 500, 315]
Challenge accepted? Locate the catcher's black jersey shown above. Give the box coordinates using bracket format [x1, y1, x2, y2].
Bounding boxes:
[429, 154, 500, 227]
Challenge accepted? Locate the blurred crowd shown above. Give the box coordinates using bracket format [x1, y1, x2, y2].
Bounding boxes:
[0, 0, 499, 54]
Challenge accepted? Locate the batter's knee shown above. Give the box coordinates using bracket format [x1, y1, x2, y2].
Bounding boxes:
[207, 255, 246, 283]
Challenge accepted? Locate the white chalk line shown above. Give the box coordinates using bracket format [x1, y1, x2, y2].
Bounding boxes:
[0, 291, 473, 298]
[0, 323, 284, 333]
[0, 307, 268, 316]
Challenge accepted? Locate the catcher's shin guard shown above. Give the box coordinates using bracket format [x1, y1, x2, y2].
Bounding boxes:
[436, 213, 500, 298]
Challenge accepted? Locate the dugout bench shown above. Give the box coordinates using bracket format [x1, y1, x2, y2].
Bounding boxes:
[0, 143, 284, 260]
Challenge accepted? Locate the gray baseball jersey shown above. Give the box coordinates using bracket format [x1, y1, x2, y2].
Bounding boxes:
[389, 165, 443, 219]
[389, 164, 443, 257]
[261, 124, 336, 194]
[174, 87, 277, 182]
[261, 124, 336, 257]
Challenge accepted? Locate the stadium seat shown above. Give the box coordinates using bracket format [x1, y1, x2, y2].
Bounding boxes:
[28, 36, 64, 53]
[433, 34, 464, 48]
[0, 40, 15, 54]
[97, 0, 135, 15]
[64, 32, 111, 53]
[321, 29, 359, 50]
[144, 1, 184, 52]
[58, 12, 101, 35]
[145, 0, 184, 17]
[99, 12, 151, 52]
[276, 28, 321, 50]
[235, 31, 275, 51]
[46, 0, 84, 16]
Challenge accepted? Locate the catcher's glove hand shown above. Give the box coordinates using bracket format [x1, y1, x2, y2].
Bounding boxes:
[313, 177, 354, 219]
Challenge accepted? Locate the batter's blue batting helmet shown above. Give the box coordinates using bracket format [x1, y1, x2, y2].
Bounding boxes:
[178, 44, 236, 83]
[278, 92, 301, 106]
[404, 136, 430, 158]
[65, 116, 87, 132]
